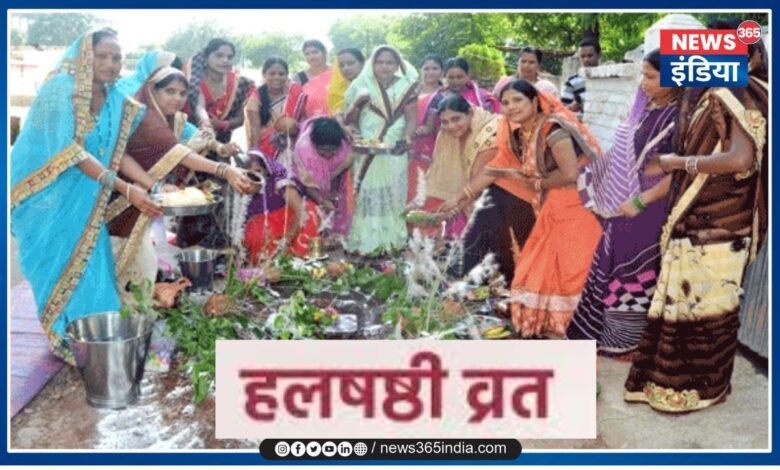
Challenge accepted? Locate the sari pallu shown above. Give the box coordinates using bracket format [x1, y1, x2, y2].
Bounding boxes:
[344, 46, 419, 255]
[424, 107, 498, 239]
[567, 90, 677, 353]
[10, 33, 144, 363]
[115, 50, 177, 98]
[299, 68, 333, 118]
[245, 83, 307, 160]
[291, 117, 354, 236]
[624, 78, 768, 413]
[501, 93, 603, 339]
[107, 67, 197, 301]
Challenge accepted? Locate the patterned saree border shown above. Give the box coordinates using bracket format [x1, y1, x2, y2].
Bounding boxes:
[114, 144, 190, 276]
[39, 98, 143, 364]
[11, 143, 89, 208]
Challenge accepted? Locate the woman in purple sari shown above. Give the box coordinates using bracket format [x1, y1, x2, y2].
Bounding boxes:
[567, 50, 679, 354]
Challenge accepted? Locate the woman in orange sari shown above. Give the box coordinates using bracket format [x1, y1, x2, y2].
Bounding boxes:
[294, 39, 333, 118]
[492, 80, 602, 338]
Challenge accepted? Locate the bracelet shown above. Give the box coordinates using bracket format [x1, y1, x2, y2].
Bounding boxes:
[126, 182, 132, 202]
[685, 157, 699, 175]
[534, 178, 543, 191]
[463, 185, 475, 200]
[98, 169, 117, 190]
[632, 195, 647, 212]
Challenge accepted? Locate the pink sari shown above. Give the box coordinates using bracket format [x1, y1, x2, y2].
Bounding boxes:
[302, 69, 333, 118]
[291, 116, 353, 235]
[408, 92, 438, 205]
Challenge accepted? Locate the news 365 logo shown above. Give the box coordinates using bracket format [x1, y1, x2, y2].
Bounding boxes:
[660, 21, 761, 87]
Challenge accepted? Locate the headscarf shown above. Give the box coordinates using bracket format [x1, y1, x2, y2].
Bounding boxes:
[10, 31, 145, 362]
[344, 45, 419, 122]
[115, 50, 177, 98]
[426, 106, 498, 200]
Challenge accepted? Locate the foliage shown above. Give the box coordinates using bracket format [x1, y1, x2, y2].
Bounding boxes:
[162, 21, 233, 63]
[329, 15, 398, 59]
[11, 29, 26, 47]
[162, 296, 261, 404]
[19, 13, 95, 46]
[270, 291, 338, 340]
[237, 32, 305, 71]
[118, 280, 159, 321]
[393, 13, 514, 67]
[332, 265, 405, 302]
[457, 43, 505, 85]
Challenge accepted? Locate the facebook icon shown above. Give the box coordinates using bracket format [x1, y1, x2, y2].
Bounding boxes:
[291, 441, 307, 457]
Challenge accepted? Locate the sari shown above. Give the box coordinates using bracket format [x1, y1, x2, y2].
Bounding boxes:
[297, 68, 333, 118]
[243, 153, 320, 262]
[343, 46, 419, 255]
[409, 81, 500, 205]
[184, 51, 254, 143]
[567, 89, 677, 353]
[244, 82, 306, 160]
[425, 106, 498, 239]
[623, 76, 768, 413]
[291, 117, 354, 236]
[107, 67, 198, 303]
[115, 50, 177, 98]
[327, 61, 350, 115]
[500, 92, 603, 338]
[10, 33, 145, 363]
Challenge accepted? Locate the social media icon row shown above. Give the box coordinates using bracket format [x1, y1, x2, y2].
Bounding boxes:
[274, 440, 367, 458]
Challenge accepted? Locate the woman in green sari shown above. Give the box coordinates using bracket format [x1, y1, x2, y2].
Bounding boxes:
[343, 45, 419, 255]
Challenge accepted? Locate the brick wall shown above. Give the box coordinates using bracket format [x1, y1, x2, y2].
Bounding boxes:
[581, 62, 641, 151]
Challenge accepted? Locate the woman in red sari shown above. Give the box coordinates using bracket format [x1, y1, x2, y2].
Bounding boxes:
[184, 38, 254, 144]
[408, 54, 443, 205]
[245, 57, 307, 163]
[294, 39, 333, 119]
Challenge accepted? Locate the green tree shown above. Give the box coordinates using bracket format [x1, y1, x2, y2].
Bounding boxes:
[392, 13, 514, 66]
[162, 21, 232, 62]
[238, 32, 305, 70]
[21, 13, 94, 46]
[10, 28, 25, 46]
[329, 15, 397, 59]
[457, 43, 505, 86]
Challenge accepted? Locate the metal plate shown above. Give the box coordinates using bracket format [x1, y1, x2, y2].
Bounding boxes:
[156, 195, 223, 217]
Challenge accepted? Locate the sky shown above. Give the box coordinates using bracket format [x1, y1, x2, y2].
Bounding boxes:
[12, 10, 400, 52]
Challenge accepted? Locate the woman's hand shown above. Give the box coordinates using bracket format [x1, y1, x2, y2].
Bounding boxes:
[344, 125, 361, 142]
[659, 153, 683, 172]
[161, 184, 179, 193]
[218, 142, 242, 158]
[274, 117, 299, 135]
[128, 185, 163, 217]
[413, 126, 430, 138]
[618, 198, 642, 218]
[321, 200, 336, 212]
[224, 167, 257, 195]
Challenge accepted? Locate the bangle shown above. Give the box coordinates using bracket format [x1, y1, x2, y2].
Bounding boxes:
[97, 169, 110, 186]
[463, 185, 475, 200]
[101, 170, 117, 190]
[126, 182, 132, 202]
[534, 178, 543, 191]
[632, 195, 647, 212]
[685, 157, 699, 175]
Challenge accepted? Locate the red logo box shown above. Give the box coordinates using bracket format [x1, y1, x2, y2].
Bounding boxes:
[660, 29, 748, 55]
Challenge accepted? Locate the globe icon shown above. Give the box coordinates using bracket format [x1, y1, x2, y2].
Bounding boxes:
[354, 442, 368, 456]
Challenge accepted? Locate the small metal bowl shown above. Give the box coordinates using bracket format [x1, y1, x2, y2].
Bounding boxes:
[154, 195, 223, 217]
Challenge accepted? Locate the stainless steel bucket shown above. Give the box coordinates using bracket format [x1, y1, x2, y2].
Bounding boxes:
[177, 248, 218, 292]
[66, 313, 154, 409]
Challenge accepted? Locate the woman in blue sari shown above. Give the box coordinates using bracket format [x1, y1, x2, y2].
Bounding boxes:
[10, 30, 160, 363]
[115, 50, 180, 98]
